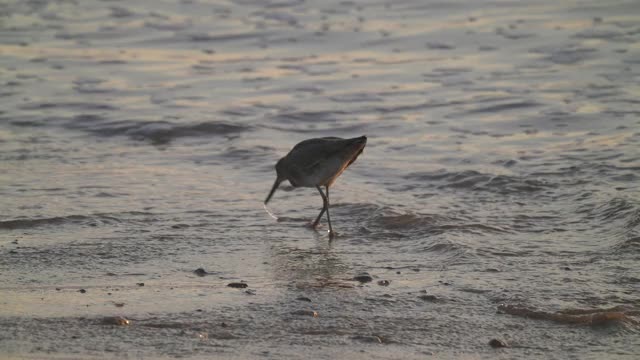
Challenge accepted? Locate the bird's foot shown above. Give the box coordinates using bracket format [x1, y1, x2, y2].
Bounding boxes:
[306, 221, 320, 230]
[306, 222, 335, 239]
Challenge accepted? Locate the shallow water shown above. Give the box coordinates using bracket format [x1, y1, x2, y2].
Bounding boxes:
[1, 0, 639, 358]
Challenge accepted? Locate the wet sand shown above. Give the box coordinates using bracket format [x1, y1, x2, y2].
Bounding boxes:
[1, 0, 640, 358]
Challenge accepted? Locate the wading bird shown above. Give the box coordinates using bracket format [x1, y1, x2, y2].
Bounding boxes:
[264, 136, 367, 239]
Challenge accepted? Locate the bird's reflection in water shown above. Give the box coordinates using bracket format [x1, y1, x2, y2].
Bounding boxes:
[265, 235, 355, 290]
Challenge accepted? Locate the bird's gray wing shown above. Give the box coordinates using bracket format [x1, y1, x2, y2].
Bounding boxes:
[286, 138, 349, 171]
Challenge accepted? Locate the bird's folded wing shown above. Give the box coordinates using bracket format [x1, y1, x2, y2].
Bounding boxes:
[287, 138, 349, 170]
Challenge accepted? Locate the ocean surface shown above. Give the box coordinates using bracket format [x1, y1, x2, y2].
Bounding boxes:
[1, 0, 639, 358]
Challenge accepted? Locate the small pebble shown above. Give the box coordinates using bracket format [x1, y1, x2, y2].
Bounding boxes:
[353, 273, 373, 283]
[194, 268, 208, 276]
[291, 309, 319, 317]
[102, 316, 130, 326]
[418, 295, 438, 302]
[489, 338, 508, 348]
[377, 280, 391, 286]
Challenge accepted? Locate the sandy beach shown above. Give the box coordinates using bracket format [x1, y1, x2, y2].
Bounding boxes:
[1, 0, 639, 358]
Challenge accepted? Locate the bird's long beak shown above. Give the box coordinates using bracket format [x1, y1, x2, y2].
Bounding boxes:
[264, 177, 282, 205]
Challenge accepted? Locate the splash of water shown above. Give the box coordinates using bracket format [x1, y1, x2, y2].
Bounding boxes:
[263, 203, 279, 221]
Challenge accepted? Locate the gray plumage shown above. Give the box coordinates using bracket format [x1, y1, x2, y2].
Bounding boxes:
[265, 136, 367, 239]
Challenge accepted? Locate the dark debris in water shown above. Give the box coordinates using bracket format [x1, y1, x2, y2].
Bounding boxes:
[193, 268, 208, 277]
[227, 282, 248, 288]
[353, 273, 373, 283]
[498, 304, 639, 326]
[488, 338, 508, 348]
[290, 309, 318, 317]
[101, 316, 130, 326]
[418, 294, 439, 302]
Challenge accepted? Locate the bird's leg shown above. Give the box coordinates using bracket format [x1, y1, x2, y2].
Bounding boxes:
[325, 185, 335, 240]
[312, 185, 328, 229]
